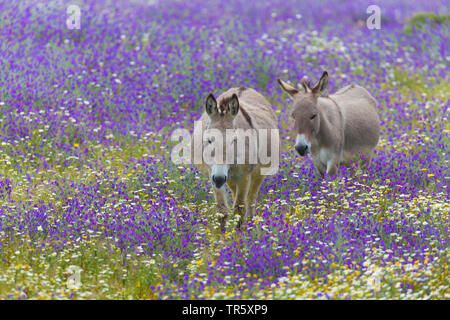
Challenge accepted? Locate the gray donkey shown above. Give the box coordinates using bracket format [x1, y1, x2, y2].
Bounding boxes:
[278, 71, 380, 177]
[192, 87, 279, 231]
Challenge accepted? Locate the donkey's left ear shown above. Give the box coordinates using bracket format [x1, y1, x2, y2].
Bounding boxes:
[229, 94, 239, 116]
[312, 71, 328, 95]
[205, 93, 218, 115]
[277, 78, 299, 98]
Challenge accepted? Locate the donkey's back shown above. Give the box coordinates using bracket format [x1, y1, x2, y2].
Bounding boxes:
[329, 84, 380, 152]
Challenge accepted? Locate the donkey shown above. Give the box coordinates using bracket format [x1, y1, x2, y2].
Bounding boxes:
[192, 87, 279, 231]
[277, 71, 380, 177]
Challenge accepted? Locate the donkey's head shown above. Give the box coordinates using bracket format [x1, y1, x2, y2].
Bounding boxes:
[277, 71, 328, 156]
[203, 93, 241, 189]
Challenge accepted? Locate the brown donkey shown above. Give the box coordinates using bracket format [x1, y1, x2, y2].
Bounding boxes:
[278, 71, 380, 177]
[192, 87, 279, 231]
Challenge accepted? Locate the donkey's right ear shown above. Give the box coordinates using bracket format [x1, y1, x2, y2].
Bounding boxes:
[277, 78, 299, 98]
[205, 93, 217, 115]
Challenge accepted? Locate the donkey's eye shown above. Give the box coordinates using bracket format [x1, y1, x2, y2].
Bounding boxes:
[206, 138, 212, 144]
[310, 114, 317, 120]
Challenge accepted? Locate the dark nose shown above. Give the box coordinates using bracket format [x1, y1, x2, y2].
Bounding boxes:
[295, 144, 308, 156]
[212, 175, 227, 188]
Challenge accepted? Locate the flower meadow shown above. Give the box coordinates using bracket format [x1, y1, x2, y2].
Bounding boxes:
[0, 0, 448, 300]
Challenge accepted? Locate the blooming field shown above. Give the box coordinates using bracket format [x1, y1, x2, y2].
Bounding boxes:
[0, 0, 448, 299]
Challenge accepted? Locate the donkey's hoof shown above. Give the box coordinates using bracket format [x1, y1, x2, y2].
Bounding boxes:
[236, 220, 247, 232]
[218, 217, 227, 233]
[219, 223, 226, 233]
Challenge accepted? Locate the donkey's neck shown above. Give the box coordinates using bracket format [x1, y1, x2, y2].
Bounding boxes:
[316, 98, 343, 149]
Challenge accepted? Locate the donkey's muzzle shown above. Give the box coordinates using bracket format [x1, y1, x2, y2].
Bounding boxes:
[295, 144, 309, 156]
[212, 175, 227, 189]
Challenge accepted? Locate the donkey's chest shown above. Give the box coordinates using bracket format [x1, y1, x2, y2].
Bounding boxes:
[227, 164, 257, 183]
[313, 148, 335, 167]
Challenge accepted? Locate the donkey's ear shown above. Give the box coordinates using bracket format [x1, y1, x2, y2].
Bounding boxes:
[312, 71, 328, 96]
[277, 78, 299, 98]
[205, 93, 217, 115]
[228, 94, 239, 116]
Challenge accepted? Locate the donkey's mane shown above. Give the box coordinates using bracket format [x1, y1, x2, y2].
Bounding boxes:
[301, 79, 312, 89]
[237, 105, 253, 128]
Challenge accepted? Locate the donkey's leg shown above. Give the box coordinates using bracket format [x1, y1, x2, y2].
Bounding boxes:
[326, 153, 341, 178]
[245, 172, 264, 221]
[225, 180, 236, 231]
[340, 151, 354, 168]
[360, 149, 373, 170]
[213, 187, 229, 232]
[233, 178, 250, 231]
[315, 162, 326, 178]
[313, 155, 326, 178]
[227, 180, 237, 201]
[340, 151, 359, 175]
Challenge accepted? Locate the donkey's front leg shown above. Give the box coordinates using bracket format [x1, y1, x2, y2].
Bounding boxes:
[245, 173, 264, 221]
[227, 180, 237, 200]
[360, 150, 373, 171]
[315, 161, 326, 178]
[233, 179, 250, 231]
[213, 187, 229, 232]
[326, 152, 341, 177]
